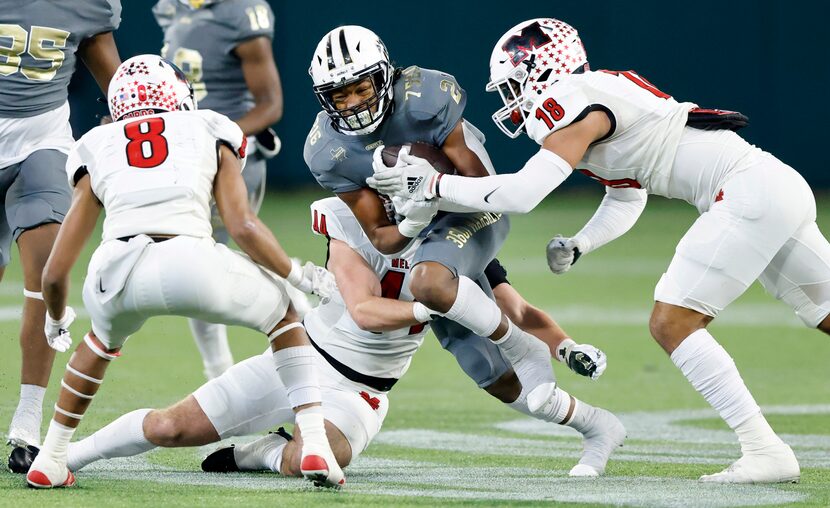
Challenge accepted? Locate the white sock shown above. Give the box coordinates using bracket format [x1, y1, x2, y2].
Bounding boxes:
[671, 329, 777, 447]
[525, 383, 572, 423]
[41, 420, 76, 462]
[734, 412, 785, 453]
[18, 384, 46, 409]
[294, 406, 328, 453]
[272, 346, 322, 408]
[189, 319, 234, 379]
[68, 409, 154, 471]
[493, 321, 555, 388]
[442, 276, 502, 337]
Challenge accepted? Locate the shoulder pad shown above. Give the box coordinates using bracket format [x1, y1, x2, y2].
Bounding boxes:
[309, 197, 370, 249]
[393, 66, 466, 146]
[194, 110, 248, 169]
[525, 77, 592, 146]
[303, 114, 364, 194]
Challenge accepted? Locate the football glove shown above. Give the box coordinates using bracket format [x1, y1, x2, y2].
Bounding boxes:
[546, 235, 582, 274]
[286, 260, 337, 299]
[254, 127, 281, 159]
[556, 339, 607, 380]
[395, 198, 440, 238]
[44, 306, 76, 353]
[367, 146, 440, 201]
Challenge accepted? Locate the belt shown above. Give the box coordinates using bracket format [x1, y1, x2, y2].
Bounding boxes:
[117, 235, 175, 243]
[308, 335, 398, 392]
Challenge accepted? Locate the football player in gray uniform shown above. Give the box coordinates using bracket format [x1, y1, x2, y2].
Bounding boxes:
[304, 26, 624, 477]
[153, 0, 286, 380]
[0, 0, 121, 453]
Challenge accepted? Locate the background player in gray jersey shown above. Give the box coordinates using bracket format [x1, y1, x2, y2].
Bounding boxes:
[0, 0, 122, 454]
[153, 0, 285, 380]
[305, 26, 624, 477]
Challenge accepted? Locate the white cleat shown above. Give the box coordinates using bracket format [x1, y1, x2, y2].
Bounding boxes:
[7, 407, 42, 448]
[568, 464, 601, 477]
[569, 408, 626, 477]
[699, 443, 800, 484]
[300, 445, 345, 490]
[26, 453, 76, 489]
[234, 432, 291, 472]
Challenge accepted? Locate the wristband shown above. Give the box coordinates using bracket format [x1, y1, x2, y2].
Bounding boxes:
[412, 302, 437, 322]
[555, 338, 576, 363]
[286, 259, 303, 286]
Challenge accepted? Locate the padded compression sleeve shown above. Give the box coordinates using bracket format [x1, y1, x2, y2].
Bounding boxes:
[572, 186, 647, 254]
[438, 149, 572, 213]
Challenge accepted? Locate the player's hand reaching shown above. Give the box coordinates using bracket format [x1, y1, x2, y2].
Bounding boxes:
[546, 235, 582, 274]
[392, 196, 439, 238]
[287, 260, 337, 299]
[367, 146, 440, 201]
[44, 306, 76, 353]
[556, 339, 607, 380]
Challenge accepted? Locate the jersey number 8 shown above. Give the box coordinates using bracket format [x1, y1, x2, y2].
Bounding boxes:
[124, 118, 169, 169]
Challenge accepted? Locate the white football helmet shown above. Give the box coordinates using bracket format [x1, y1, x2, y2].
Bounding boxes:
[309, 26, 394, 135]
[108, 55, 196, 122]
[487, 18, 588, 138]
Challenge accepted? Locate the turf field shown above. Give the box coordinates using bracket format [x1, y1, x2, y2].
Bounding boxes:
[1, 189, 829, 507]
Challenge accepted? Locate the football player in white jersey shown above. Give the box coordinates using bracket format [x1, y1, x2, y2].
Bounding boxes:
[369, 18, 830, 484]
[25, 55, 343, 490]
[13, 197, 621, 480]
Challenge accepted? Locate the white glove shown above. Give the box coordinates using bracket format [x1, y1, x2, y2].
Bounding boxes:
[286, 259, 337, 299]
[44, 306, 76, 353]
[556, 338, 607, 380]
[366, 145, 440, 201]
[396, 198, 440, 238]
[546, 235, 582, 274]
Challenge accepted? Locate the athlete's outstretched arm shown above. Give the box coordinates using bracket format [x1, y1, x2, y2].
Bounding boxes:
[571, 186, 648, 254]
[214, 145, 293, 277]
[328, 239, 423, 332]
[440, 120, 490, 177]
[438, 111, 609, 213]
[78, 32, 121, 93]
[42, 175, 102, 320]
[337, 189, 414, 255]
[234, 36, 283, 136]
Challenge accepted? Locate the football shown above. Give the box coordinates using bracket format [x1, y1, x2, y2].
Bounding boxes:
[380, 143, 456, 175]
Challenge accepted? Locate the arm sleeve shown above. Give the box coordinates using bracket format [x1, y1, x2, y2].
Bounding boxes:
[571, 186, 648, 254]
[438, 148, 572, 214]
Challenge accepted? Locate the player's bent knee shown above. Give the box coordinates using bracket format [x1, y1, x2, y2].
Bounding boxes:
[483, 370, 522, 403]
[143, 410, 187, 447]
[409, 263, 457, 312]
[649, 302, 712, 353]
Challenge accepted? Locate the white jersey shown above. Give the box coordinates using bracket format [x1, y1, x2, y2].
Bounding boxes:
[66, 110, 247, 241]
[0, 101, 74, 169]
[526, 70, 697, 198]
[303, 197, 428, 383]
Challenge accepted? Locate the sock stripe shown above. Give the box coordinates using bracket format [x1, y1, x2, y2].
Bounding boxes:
[268, 322, 304, 341]
[60, 379, 95, 400]
[54, 404, 84, 421]
[66, 364, 103, 384]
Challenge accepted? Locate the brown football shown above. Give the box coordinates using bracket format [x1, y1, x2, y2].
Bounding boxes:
[381, 143, 456, 174]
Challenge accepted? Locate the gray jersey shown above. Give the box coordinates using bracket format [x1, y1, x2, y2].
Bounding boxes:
[0, 0, 121, 118]
[304, 66, 466, 194]
[153, 0, 274, 121]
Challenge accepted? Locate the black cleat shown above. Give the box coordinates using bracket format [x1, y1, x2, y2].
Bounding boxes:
[8, 445, 39, 474]
[201, 445, 238, 473]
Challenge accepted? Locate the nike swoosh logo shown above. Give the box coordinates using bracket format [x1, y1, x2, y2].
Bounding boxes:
[99, 278, 105, 293]
[484, 187, 500, 203]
